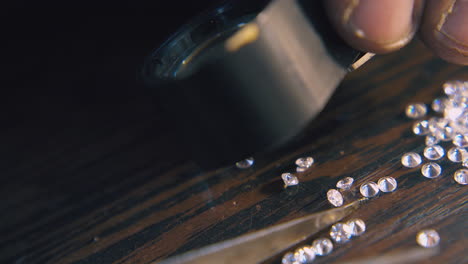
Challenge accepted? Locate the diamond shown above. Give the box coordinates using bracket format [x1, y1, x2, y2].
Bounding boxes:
[413, 120, 430, 135]
[344, 219, 366, 236]
[293, 246, 315, 264]
[416, 229, 440, 248]
[443, 80, 464, 97]
[406, 103, 427, 119]
[444, 100, 465, 121]
[311, 238, 333, 256]
[377, 177, 398, 192]
[327, 189, 344, 207]
[425, 135, 439, 146]
[423, 145, 445, 160]
[330, 223, 352, 243]
[336, 177, 354, 190]
[295, 157, 314, 168]
[235, 157, 254, 169]
[453, 169, 468, 185]
[282, 252, 296, 264]
[447, 147, 466, 162]
[421, 163, 442, 178]
[282, 173, 299, 187]
[360, 182, 380, 197]
[452, 134, 468, 147]
[401, 152, 422, 168]
[432, 97, 447, 113]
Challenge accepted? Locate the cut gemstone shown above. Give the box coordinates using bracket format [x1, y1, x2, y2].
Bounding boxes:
[443, 80, 464, 97]
[311, 238, 333, 256]
[452, 134, 468, 147]
[421, 163, 442, 178]
[453, 169, 468, 185]
[344, 219, 366, 236]
[295, 157, 314, 168]
[432, 97, 447, 113]
[423, 145, 445, 160]
[336, 177, 354, 190]
[235, 157, 254, 169]
[425, 135, 439, 146]
[327, 189, 344, 207]
[447, 147, 466, 162]
[282, 173, 299, 187]
[330, 223, 352, 243]
[293, 246, 315, 264]
[401, 152, 422, 168]
[360, 182, 380, 198]
[377, 177, 398, 192]
[444, 100, 465, 121]
[406, 103, 427, 119]
[413, 120, 430, 135]
[416, 229, 440, 248]
[282, 252, 296, 264]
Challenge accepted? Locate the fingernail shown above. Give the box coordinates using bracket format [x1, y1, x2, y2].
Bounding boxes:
[438, 0, 468, 46]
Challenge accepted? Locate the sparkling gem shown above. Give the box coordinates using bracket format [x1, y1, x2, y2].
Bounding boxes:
[444, 100, 465, 121]
[311, 238, 333, 256]
[416, 229, 440, 248]
[452, 134, 468, 147]
[377, 177, 398, 192]
[463, 159, 468, 168]
[344, 219, 366, 236]
[429, 118, 455, 141]
[432, 97, 447, 113]
[330, 223, 352, 243]
[447, 147, 466, 162]
[443, 80, 465, 97]
[423, 145, 445, 160]
[336, 177, 354, 190]
[282, 252, 296, 264]
[421, 163, 442, 178]
[406, 103, 427, 119]
[401, 152, 422, 168]
[453, 169, 468, 185]
[282, 173, 299, 187]
[327, 189, 344, 207]
[425, 135, 439, 146]
[235, 157, 254, 169]
[413, 120, 430, 135]
[360, 182, 380, 198]
[296, 157, 314, 168]
[293, 246, 315, 263]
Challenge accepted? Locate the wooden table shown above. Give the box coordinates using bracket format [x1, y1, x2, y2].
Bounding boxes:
[1, 25, 467, 264]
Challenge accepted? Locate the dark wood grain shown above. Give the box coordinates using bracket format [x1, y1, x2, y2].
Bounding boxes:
[1, 21, 467, 264]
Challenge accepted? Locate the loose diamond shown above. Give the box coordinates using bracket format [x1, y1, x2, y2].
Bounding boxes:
[432, 97, 446, 113]
[377, 177, 398, 192]
[413, 120, 430, 135]
[327, 189, 344, 207]
[336, 177, 354, 190]
[401, 152, 422, 168]
[406, 103, 427, 119]
[235, 157, 254, 169]
[421, 163, 442, 178]
[293, 246, 315, 263]
[360, 182, 380, 197]
[311, 238, 333, 256]
[282, 252, 296, 264]
[443, 80, 464, 97]
[447, 147, 466, 162]
[296, 157, 314, 168]
[452, 134, 468, 147]
[416, 229, 440, 248]
[423, 145, 445, 160]
[344, 219, 366, 236]
[282, 173, 299, 187]
[425, 135, 439, 146]
[453, 169, 468, 185]
[330, 223, 352, 243]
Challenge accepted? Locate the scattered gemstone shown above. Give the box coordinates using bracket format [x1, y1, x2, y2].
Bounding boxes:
[327, 189, 344, 207]
[360, 182, 380, 198]
[413, 120, 430, 135]
[406, 103, 427, 119]
[423, 145, 445, 160]
[425, 135, 439, 146]
[401, 152, 422, 168]
[431, 97, 446, 113]
[421, 163, 442, 178]
[344, 219, 366, 236]
[330, 223, 352, 243]
[447, 147, 466, 162]
[416, 229, 440, 248]
[443, 80, 464, 97]
[282, 173, 299, 187]
[377, 177, 398, 192]
[296, 157, 314, 168]
[452, 134, 468, 147]
[311, 238, 333, 256]
[235, 157, 254, 169]
[336, 177, 354, 190]
[282, 252, 296, 264]
[453, 169, 468, 185]
[294, 246, 316, 264]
